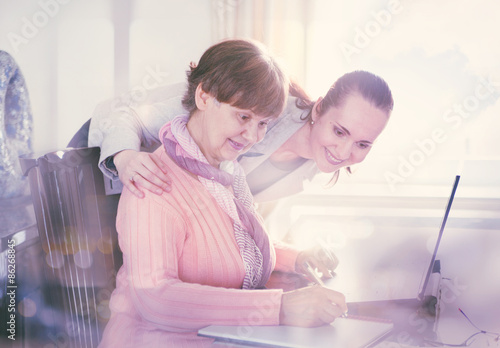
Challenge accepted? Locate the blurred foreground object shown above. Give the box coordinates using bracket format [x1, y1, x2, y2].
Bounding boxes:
[0, 50, 33, 199]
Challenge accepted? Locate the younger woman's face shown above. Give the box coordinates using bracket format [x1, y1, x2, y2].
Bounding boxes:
[309, 93, 389, 173]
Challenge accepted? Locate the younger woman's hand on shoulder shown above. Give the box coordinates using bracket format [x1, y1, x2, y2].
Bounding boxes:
[114, 149, 172, 198]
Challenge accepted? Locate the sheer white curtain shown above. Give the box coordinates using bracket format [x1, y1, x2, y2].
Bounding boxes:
[210, 0, 311, 87]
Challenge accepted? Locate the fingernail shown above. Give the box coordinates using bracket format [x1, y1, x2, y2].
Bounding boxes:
[156, 189, 163, 195]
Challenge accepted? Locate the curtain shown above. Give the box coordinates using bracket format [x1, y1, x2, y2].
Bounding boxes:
[211, 0, 312, 88]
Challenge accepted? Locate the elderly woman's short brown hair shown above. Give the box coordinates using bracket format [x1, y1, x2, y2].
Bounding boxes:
[182, 39, 289, 119]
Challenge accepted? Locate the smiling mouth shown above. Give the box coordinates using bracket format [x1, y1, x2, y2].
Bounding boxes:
[325, 148, 344, 165]
[228, 139, 246, 151]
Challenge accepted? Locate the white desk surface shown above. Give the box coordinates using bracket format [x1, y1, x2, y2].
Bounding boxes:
[210, 205, 500, 347]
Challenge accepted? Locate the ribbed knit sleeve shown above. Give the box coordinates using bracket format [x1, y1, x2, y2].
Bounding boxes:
[273, 240, 300, 273]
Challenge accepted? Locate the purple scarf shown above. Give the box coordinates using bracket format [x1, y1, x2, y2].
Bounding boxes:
[160, 116, 273, 289]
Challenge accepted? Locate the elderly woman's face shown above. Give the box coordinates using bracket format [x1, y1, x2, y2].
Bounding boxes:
[194, 97, 274, 167]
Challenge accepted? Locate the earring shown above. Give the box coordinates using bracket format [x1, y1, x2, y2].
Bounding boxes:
[310, 120, 315, 125]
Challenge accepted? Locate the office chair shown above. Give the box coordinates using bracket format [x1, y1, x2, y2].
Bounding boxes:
[19, 144, 122, 347]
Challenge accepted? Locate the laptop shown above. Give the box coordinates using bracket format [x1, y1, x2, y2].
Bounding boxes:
[199, 316, 394, 348]
[325, 175, 461, 344]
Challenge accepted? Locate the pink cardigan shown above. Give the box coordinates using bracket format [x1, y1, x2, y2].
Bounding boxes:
[98, 147, 300, 347]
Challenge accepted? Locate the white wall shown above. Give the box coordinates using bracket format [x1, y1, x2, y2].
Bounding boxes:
[0, 0, 212, 153]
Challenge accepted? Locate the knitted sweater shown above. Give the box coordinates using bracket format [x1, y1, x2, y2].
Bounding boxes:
[98, 146, 300, 347]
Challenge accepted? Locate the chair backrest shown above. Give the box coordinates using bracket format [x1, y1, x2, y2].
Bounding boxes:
[19, 147, 122, 348]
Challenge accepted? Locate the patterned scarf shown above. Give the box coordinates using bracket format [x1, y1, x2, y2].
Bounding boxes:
[159, 115, 273, 289]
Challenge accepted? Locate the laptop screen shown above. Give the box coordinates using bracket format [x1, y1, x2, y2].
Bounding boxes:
[417, 175, 460, 300]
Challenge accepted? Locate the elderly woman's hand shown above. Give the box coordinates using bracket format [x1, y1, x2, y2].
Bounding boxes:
[114, 149, 172, 198]
[280, 285, 347, 327]
[295, 246, 339, 281]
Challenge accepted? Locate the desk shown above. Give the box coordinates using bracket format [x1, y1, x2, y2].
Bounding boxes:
[292, 196, 500, 347]
[207, 196, 500, 347]
[423, 227, 500, 348]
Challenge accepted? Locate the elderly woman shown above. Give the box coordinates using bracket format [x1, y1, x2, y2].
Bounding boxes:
[98, 39, 347, 347]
